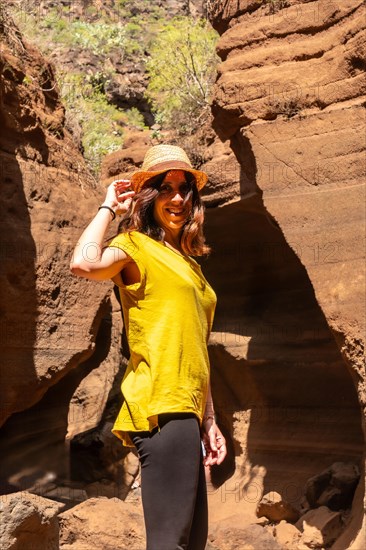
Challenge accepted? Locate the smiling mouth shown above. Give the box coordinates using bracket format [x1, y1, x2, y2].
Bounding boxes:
[166, 209, 186, 216]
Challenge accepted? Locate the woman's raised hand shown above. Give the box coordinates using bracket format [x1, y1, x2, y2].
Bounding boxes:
[102, 180, 135, 216]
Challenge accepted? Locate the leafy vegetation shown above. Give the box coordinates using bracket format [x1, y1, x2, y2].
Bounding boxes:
[122, 107, 147, 129]
[146, 17, 219, 134]
[9, 2, 219, 172]
[52, 21, 126, 55]
[12, 7, 132, 59]
[59, 73, 124, 171]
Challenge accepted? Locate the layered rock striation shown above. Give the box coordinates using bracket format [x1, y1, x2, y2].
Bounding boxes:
[205, 0, 365, 547]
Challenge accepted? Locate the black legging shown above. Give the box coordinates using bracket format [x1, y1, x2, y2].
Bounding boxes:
[129, 413, 208, 550]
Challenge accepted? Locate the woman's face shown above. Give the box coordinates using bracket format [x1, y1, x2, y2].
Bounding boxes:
[153, 170, 193, 233]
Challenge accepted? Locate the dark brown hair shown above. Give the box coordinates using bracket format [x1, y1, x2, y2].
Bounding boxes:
[118, 171, 210, 256]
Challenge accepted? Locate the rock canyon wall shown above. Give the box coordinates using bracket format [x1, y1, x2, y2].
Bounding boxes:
[0, 1, 365, 549]
[0, 10, 126, 493]
[204, 0, 365, 547]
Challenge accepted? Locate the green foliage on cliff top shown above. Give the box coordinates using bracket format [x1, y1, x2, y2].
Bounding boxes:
[146, 17, 219, 134]
[9, 2, 219, 172]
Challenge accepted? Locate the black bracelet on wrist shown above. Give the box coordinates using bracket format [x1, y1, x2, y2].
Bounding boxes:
[203, 414, 216, 423]
[98, 205, 116, 220]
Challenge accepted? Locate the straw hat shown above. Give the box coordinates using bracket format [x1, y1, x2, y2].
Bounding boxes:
[130, 144, 208, 193]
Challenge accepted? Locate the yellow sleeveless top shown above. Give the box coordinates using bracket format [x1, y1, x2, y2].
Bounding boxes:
[107, 230, 217, 447]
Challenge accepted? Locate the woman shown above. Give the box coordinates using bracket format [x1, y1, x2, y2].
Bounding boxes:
[70, 144, 227, 550]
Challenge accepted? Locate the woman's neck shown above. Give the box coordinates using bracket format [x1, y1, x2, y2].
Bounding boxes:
[163, 230, 183, 253]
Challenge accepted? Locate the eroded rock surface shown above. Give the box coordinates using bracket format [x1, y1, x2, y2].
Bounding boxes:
[0, 8, 122, 492]
[207, 0, 365, 547]
[0, 9, 108, 425]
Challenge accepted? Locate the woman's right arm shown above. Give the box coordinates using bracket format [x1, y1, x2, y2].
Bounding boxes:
[70, 180, 135, 281]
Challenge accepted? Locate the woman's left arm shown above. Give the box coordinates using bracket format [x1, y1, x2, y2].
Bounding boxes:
[202, 380, 227, 466]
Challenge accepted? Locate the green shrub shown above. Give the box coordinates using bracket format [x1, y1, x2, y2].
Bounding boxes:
[124, 107, 147, 129]
[145, 17, 219, 134]
[13, 8, 128, 58]
[64, 21, 127, 55]
[59, 73, 124, 173]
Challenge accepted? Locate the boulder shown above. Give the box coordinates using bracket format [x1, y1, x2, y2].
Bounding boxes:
[257, 491, 300, 523]
[0, 491, 62, 550]
[296, 506, 343, 548]
[275, 520, 301, 547]
[305, 462, 360, 511]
